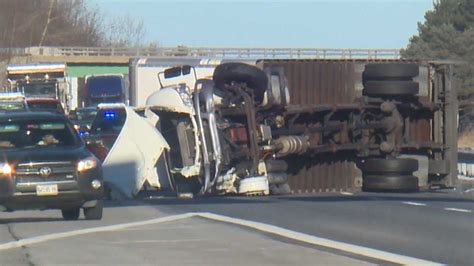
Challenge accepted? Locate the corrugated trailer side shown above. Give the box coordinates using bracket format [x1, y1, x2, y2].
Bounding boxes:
[259, 59, 454, 193]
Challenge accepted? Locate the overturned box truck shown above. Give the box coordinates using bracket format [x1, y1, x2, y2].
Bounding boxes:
[97, 57, 457, 198]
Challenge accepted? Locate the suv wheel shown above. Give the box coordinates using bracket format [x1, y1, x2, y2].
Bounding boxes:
[84, 200, 103, 220]
[362, 63, 420, 97]
[61, 208, 80, 220]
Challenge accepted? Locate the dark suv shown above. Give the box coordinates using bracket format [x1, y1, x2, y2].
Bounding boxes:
[0, 112, 103, 220]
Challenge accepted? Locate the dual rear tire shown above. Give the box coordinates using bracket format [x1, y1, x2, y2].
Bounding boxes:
[360, 158, 419, 192]
[361, 64, 420, 192]
[363, 63, 419, 97]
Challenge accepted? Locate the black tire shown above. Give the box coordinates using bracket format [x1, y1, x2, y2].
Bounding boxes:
[61, 208, 80, 220]
[263, 66, 290, 107]
[360, 158, 419, 192]
[264, 160, 288, 173]
[84, 200, 103, 220]
[363, 63, 419, 79]
[363, 81, 419, 96]
[360, 158, 419, 175]
[270, 182, 292, 195]
[175, 182, 201, 195]
[362, 175, 419, 192]
[213, 63, 268, 103]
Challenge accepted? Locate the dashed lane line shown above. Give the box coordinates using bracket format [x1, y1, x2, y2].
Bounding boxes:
[340, 192, 354, 196]
[0, 212, 442, 265]
[462, 188, 474, 193]
[402, 201, 427, 207]
[444, 208, 472, 213]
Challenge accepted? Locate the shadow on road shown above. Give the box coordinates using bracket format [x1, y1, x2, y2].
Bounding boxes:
[279, 192, 474, 204]
[106, 190, 474, 209]
[0, 217, 64, 224]
[105, 194, 273, 208]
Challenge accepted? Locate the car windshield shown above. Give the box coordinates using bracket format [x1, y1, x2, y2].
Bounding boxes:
[0, 119, 80, 150]
[18, 82, 57, 97]
[90, 108, 126, 134]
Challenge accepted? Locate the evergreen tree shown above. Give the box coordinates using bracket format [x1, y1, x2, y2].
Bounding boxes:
[401, 0, 474, 95]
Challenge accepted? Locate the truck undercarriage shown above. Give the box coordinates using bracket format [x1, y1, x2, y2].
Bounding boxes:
[92, 61, 456, 198]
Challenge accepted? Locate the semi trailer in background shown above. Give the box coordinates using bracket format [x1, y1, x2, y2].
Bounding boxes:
[93, 58, 457, 197]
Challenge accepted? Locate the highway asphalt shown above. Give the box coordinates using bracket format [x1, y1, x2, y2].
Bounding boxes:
[1, 190, 473, 265]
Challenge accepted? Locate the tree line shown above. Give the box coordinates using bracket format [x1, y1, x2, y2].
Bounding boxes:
[1, 0, 471, 96]
[0, 0, 147, 51]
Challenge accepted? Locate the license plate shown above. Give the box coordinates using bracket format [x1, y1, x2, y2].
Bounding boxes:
[36, 184, 58, 196]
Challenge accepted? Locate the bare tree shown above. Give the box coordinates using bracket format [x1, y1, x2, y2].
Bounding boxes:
[102, 14, 147, 47]
[0, 0, 151, 52]
[0, 0, 102, 48]
[39, 0, 56, 46]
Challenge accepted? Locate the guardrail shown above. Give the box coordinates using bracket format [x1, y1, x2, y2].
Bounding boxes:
[458, 148, 474, 179]
[5, 46, 401, 59]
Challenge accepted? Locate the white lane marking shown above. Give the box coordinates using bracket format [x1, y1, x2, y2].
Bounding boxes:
[340, 192, 354, 196]
[402, 201, 427, 207]
[0, 212, 442, 265]
[196, 212, 442, 266]
[0, 213, 195, 251]
[444, 208, 472, 213]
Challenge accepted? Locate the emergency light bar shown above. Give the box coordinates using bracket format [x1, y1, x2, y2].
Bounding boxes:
[97, 103, 127, 109]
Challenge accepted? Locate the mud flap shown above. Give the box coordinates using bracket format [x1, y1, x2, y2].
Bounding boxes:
[102, 107, 170, 198]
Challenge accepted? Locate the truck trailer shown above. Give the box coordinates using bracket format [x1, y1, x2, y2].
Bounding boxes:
[98, 59, 457, 197]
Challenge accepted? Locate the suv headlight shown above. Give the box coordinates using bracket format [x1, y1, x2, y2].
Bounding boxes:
[0, 163, 13, 176]
[77, 157, 98, 172]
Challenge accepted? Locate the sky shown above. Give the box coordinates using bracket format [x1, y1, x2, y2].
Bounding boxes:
[92, 0, 434, 49]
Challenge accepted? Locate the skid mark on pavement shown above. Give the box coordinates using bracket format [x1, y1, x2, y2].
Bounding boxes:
[0, 212, 441, 265]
